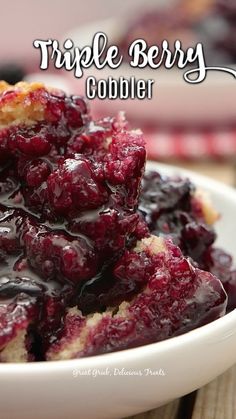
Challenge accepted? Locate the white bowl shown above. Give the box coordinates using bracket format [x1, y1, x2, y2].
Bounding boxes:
[1, 162, 236, 419]
[64, 19, 236, 125]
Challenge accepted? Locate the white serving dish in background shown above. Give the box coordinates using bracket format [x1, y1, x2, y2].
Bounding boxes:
[0, 162, 236, 419]
[63, 19, 236, 124]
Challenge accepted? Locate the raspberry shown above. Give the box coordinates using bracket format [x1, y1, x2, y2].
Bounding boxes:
[21, 221, 98, 284]
[47, 157, 108, 213]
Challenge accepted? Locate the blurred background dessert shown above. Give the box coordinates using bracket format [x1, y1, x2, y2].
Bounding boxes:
[117, 0, 236, 65]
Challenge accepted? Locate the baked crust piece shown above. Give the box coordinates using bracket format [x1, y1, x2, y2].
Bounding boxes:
[0, 81, 56, 127]
[0, 329, 28, 363]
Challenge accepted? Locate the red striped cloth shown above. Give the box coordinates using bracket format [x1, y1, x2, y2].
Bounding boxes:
[145, 128, 236, 161]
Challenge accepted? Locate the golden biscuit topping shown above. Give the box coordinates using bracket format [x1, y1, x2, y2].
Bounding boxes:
[0, 81, 60, 128]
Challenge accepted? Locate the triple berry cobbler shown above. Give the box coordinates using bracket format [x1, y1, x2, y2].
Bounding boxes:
[0, 82, 232, 362]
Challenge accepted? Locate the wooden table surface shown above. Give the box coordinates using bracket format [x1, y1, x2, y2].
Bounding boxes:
[127, 161, 236, 419]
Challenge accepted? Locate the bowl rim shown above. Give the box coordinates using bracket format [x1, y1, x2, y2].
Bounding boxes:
[1, 161, 236, 373]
